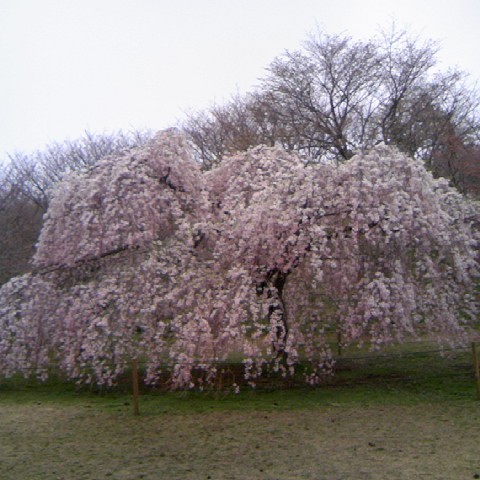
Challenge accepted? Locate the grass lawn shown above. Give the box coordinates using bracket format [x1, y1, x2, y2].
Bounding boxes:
[1, 348, 479, 479]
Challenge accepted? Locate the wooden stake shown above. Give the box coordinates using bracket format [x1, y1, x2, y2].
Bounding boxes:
[132, 359, 140, 415]
[472, 342, 480, 401]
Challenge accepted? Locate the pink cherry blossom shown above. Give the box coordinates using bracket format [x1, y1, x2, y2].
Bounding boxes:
[1, 131, 478, 388]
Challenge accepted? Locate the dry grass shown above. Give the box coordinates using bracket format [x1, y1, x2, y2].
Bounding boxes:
[1, 347, 479, 479]
[1, 399, 479, 479]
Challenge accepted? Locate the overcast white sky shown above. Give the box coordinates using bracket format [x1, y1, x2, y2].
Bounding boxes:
[1, 0, 479, 160]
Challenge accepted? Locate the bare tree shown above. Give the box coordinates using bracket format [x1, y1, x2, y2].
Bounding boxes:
[263, 33, 383, 160]
[182, 93, 281, 169]
[181, 27, 480, 179]
[429, 127, 480, 195]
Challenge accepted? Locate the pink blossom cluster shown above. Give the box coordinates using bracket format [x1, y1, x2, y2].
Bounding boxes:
[1, 131, 478, 388]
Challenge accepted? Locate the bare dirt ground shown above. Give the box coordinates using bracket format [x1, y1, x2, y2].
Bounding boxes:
[1, 400, 479, 480]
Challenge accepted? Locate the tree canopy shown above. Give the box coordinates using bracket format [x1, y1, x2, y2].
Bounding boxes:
[1, 130, 478, 388]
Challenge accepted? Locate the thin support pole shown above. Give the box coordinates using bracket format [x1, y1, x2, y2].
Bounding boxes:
[132, 359, 140, 415]
[472, 342, 480, 401]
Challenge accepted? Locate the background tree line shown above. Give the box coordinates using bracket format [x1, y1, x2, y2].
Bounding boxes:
[1, 27, 479, 286]
[182, 28, 480, 190]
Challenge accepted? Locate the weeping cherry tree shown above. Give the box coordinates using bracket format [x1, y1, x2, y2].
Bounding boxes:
[0, 130, 478, 388]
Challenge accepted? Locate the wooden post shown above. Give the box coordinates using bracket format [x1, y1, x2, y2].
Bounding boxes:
[337, 331, 342, 357]
[132, 359, 140, 415]
[472, 342, 480, 401]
